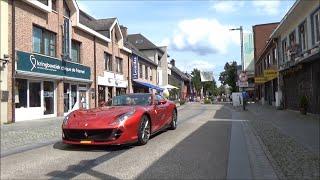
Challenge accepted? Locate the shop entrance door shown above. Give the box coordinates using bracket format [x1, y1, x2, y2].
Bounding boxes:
[79, 84, 88, 109]
[64, 83, 78, 114]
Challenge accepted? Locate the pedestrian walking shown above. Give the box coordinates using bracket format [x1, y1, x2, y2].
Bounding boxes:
[242, 91, 248, 111]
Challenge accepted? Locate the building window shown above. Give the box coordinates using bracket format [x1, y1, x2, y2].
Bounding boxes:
[105, 53, 112, 71]
[33, 26, 56, 57]
[43, 81, 54, 115]
[281, 38, 287, 63]
[116, 57, 123, 74]
[15, 79, 27, 108]
[272, 48, 277, 65]
[52, 0, 57, 11]
[98, 85, 106, 106]
[299, 21, 308, 52]
[71, 40, 80, 63]
[289, 31, 296, 46]
[150, 68, 153, 81]
[29, 82, 41, 107]
[145, 66, 148, 80]
[267, 54, 271, 67]
[139, 63, 143, 78]
[312, 10, 320, 44]
[37, 0, 48, 6]
[63, 0, 70, 17]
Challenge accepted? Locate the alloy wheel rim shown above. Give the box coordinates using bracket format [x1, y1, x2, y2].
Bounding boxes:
[142, 119, 150, 141]
[173, 111, 177, 127]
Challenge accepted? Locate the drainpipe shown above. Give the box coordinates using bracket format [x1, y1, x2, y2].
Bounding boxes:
[94, 36, 97, 107]
[11, 0, 16, 123]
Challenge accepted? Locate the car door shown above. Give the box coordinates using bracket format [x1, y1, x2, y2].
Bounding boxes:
[152, 95, 166, 131]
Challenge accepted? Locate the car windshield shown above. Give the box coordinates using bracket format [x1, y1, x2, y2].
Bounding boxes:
[112, 94, 152, 106]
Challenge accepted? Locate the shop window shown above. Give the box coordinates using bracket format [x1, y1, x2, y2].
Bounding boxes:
[29, 82, 41, 107]
[98, 85, 106, 106]
[71, 40, 81, 63]
[299, 21, 308, 52]
[71, 85, 77, 109]
[105, 53, 112, 71]
[145, 66, 148, 80]
[15, 79, 27, 108]
[33, 26, 56, 57]
[64, 83, 70, 113]
[43, 81, 54, 115]
[116, 57, 123, 74]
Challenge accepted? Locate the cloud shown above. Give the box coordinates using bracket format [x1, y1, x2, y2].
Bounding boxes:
[76, 0, 94, 16]
[164, 18, 240, 56]
[181, 60, 216, 72]
[252, 1, 280, 16]
[210, 1, 244, 13]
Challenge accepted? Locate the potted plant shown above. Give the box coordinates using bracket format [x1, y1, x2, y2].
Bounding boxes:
[299, 95, 308, 115]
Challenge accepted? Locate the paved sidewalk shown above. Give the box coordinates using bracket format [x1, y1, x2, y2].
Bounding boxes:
[227, 103, 320, 179]
[1, 117, 63, 157]
[247, 103, 319, 154]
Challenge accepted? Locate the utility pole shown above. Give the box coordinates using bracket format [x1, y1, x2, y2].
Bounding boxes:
[230, 26, 244, 71]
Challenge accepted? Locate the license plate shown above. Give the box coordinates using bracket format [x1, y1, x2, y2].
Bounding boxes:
[80, 140, 92, 144]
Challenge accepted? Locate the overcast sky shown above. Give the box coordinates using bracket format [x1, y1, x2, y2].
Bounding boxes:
[77, 0, 295, 85]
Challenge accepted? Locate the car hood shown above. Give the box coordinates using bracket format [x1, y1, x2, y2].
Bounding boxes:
[65, 106, 135, 129]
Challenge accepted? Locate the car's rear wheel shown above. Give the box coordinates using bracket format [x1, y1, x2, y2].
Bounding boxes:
[169, 109, 177, 130]
[137, 115, 151, 145]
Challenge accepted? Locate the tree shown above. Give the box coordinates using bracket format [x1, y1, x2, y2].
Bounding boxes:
[203, 78, 217, 96]
[191, 69, 202, 96]
[219, 61, 238, 92]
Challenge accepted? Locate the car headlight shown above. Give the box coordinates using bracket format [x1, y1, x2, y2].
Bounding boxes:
[111, 108, 136, 126]
[63, 113, 71, 125]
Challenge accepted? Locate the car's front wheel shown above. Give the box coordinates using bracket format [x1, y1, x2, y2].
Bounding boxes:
[168, 109, 177, 130]
[137, 115, 151, 145]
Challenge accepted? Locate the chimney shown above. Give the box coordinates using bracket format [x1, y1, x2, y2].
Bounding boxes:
[120, 25, 128, 40]
[170, 59, 175, 66]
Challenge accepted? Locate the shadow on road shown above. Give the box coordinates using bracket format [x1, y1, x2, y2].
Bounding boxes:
[213, 106, 232, 119]
[137, 121, 232, 179]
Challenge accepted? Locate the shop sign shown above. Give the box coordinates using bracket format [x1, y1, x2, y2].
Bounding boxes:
[263, 69, 278, 81]
[17, 51, 90, 80]
[254, 77, 267, 84]
[132, 55, 138, 79]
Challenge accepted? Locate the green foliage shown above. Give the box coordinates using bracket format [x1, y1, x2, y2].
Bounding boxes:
[299, 95, 308, 108]
[219, 61, 238, 92]
[217, 85, 225, 95]
[203, 78, 218, 96]
[191, 69, 202, 95]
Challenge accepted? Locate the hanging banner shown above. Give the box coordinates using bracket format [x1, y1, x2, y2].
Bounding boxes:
[263, 69, 278, 81]
[132, 55, 139, 79]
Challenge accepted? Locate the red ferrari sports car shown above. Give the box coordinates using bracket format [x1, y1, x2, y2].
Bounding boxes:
[62, 93, 177, 146]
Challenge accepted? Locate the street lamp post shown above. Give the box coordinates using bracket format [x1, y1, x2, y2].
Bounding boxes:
[230, 26, 244, 71]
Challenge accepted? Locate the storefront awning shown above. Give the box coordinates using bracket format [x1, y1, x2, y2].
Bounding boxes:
[161, 84, 179, 89]
[133, 80, 163, 91]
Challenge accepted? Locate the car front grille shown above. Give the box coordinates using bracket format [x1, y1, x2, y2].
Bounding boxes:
[63, 129, 115, 142]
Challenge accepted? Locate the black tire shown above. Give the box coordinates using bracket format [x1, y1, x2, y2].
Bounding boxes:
[137, 115, 151, 145]
[168, 109, 177, 130]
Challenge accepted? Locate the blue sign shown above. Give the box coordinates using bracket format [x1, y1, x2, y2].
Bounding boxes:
[132, 55, 138, 79]
[16, 51, 90, 80]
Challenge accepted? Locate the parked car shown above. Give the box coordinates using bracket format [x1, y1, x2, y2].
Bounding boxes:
[62, 93, 177, 146]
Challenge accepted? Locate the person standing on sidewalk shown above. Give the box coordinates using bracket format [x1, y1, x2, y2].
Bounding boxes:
[242, 91, 248, 111]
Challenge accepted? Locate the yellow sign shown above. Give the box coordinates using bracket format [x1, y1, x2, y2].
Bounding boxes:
[263, 69, 278, 81]
[254, 77, 267, 84]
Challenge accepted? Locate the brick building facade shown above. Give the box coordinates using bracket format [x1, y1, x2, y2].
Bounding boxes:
[5, 0, 131, 122]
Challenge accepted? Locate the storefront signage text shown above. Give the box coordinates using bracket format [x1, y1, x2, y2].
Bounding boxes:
[17, 51, 90, 80]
